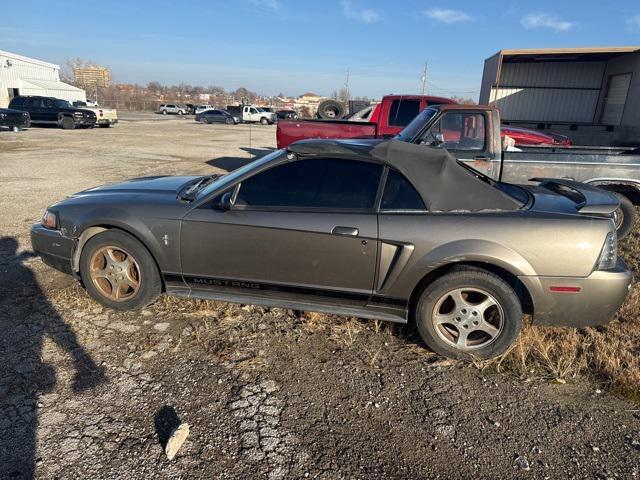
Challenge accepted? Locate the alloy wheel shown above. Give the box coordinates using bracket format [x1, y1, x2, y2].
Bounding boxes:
[89, 246, 141, 301]
[431, 287, 504, 350]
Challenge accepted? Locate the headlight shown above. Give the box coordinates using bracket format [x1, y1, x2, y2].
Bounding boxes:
[0, 113, 6, 119]
[596, 230, 617, 270]
[42, 210, 58, 229]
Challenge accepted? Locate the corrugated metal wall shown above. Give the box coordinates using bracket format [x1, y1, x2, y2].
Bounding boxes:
[494, 61, 605, 123]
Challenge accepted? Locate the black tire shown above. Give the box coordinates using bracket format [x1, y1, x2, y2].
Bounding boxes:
[162, 110, 167, 115]
[99, 124, 111, 128]
[613, 192, 635, 240]
[414, 267, 523, 360]
[317, 99, 345, 120]
[260, 117, 269, 125]
[11, 126, 20, 132]
[200, 117, 209, 124]
[178, 110, 184, 116]
[80, 230, 162, 311]
[225, 117, 233, 125]
[60, 116, 75, 130]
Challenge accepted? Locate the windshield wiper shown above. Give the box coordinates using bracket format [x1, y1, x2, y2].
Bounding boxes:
[178, 175, 219, 201]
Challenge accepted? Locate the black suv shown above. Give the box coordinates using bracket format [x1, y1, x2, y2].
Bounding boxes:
[9, 96, 97, 129]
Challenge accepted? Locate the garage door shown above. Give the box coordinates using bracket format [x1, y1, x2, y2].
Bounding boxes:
[600, 73, 632, 125]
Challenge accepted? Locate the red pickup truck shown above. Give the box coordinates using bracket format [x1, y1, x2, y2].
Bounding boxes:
[276, 94, 571, 149]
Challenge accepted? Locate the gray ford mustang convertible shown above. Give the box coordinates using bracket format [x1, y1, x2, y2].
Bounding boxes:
[32, 139, 632, 359]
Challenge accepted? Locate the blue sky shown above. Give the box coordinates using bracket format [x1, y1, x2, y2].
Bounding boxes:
[2, 0, 640, 99]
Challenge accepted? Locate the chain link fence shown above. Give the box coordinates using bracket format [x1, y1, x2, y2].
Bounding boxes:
[99, 100, 164, 112]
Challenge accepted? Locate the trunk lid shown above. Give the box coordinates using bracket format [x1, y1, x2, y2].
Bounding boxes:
[527, 178, 619, 215]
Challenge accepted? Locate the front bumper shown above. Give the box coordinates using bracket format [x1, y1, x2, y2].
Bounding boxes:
[96, 118, 118, 125]
[1, 115, 30, 129]
[30, 224, 76, 276]
[519, 259, 632, 327]
[74, 116, 97, 126]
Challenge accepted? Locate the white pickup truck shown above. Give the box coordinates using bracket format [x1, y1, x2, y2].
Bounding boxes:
[242, 106, 277, 125]
[73, 101, 118, 128]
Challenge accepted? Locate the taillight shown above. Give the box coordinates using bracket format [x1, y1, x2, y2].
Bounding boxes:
[596, 230, 617, 270]
[99, 110, 103, 117]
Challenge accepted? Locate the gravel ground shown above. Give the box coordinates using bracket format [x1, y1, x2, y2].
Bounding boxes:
[0, 113, 638, 479]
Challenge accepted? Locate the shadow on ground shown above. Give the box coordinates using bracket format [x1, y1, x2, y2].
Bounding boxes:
[0, 237, 107, 479]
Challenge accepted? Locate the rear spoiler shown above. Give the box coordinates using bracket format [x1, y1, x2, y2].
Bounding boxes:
[530, 178, 619, 215]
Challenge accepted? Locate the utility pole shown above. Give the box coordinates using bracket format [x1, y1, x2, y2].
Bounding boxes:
[421, 62, 428, 95]
[344, 68, 350, 104]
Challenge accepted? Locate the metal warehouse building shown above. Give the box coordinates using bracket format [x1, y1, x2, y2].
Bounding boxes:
[0, 50, 86, 108]
[479, 46, 640, 145]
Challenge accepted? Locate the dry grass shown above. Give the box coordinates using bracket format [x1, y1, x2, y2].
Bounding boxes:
[486, 226, 640, 399]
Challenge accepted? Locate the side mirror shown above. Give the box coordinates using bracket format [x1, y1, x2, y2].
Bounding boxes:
[431, 132, 445, 147]
[218, 192, 234, 211]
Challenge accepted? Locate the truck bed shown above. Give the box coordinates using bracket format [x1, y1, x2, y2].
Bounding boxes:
[501, 146, 640, 186]
[276, 119, 377, 148]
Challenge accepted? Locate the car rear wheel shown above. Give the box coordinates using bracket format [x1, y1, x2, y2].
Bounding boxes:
[612, 192, 635, 240]
[80, 230, 161, 311]
[60, 116, 75, 130]
[200, 117, 209, 124]
[162, 110, 167, 115]
[178, 111, 183, 116]
[415, 267, 522, 360]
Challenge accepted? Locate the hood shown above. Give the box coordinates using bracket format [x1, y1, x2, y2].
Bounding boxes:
[501, 125, 571, 146]
[75, 175, 202, 197]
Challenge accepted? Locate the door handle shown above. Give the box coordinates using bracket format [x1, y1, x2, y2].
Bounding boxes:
[331, 226, 359, 236]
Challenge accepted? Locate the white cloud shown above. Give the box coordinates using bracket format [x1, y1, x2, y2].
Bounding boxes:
[521, 13, 575, 32]
[626, 14, 640, 32]
[250, 0, 280, 11]
[341, 0, 380, 24]
[425, 8, 472, 24]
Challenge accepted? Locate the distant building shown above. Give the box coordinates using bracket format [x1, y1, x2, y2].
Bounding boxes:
[0, 50, 86, 108]
[480, 46, 640, 145]
[73, 65, 110, 88]
[294, 92, 325, 115]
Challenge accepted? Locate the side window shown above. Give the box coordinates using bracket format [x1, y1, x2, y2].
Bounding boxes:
[423, 112, 486, 151]
[42, 98, 53, 108]
[236, 158, 383, 209]
[389, 100, 420, 127]
[381, 169, 426, 211]
[250, 108, 258, 114]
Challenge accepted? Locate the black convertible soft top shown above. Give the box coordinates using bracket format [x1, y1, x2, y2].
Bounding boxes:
[288, 139, 523, 211]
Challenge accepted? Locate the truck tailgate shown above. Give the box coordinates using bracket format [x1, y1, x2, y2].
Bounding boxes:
[276, 120, 377, 149]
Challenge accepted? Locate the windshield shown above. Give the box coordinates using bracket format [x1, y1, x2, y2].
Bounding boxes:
[395, 108, 437, 142]
[54, 99, 72, 108]
[195, 149, 285, 199]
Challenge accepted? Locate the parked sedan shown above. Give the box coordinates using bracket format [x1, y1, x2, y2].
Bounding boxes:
[0, 108, 30, 131]
[31, 139, 630, 360]
[195, 109, 240, 124]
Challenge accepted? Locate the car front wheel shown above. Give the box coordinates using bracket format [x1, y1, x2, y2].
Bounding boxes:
[80, 230, 161, 311]
[260, 117, 268, 125]
[415, 267, 522, 360]
[60, 116, 75, 130]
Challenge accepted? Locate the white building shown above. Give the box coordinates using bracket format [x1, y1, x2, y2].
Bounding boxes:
[0, 50, 86, 108]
